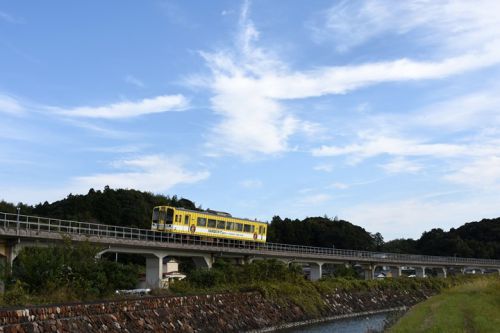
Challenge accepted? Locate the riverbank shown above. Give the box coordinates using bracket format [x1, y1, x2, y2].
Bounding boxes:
[0, 278, 442, 333]
[388, 277, 500, 333]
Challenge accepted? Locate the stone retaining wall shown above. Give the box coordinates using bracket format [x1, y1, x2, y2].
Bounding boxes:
[0, 288, 432, 332]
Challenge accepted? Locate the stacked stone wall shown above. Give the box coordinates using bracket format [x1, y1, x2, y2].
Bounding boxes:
[0, 288, 433, 332]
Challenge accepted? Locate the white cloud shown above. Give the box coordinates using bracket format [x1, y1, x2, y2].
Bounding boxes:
[124, 75, 145, 88]
[314, 164, 334, 172]
[240, 179, 263, 189]
[312, 134, 466, 159]
[299, 193, 332, 206]
[330, 182, 349, 190]
[445, 156, 500, 189]
[415, 90, 500, 131]
[75, 155, 209, 193]
[310, 1, 500, 53]
[343, 194, 500, 240]
[52, 94, 188, 119]
[199, 1, 500, 157]
[0, 94, 24, 114]
[380, 157, 423, 174]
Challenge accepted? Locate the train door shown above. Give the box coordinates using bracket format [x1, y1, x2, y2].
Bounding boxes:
[184, 214, 190, 233]
[165, 208, 174, 226]
[152, 207, 160, 230]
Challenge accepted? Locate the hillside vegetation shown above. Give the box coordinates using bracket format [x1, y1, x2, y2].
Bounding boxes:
[1, 187, 499, 258]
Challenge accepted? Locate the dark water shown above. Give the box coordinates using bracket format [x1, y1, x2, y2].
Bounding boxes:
[279, 313, 389, 333]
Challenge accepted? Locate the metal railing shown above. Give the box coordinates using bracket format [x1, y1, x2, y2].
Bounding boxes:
[1, 212, 499, 267]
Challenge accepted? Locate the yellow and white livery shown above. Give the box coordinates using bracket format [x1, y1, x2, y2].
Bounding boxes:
[152, 206, 267, 243]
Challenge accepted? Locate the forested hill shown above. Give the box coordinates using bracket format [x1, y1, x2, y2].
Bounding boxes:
[0, 186, 199, 229]
[1, 187, 498, 258]
[382, 218, 500, 259]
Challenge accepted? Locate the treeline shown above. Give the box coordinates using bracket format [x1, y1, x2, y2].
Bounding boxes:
[1, 187, 498, 259]
[382, 218, 500, 259]
[0, 186, 198, 229]
[268, 216, 380, 251]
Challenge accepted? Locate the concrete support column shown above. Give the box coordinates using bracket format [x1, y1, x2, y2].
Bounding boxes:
[415, 266, 426, 278]
[193, 255, 213, 269]
[145, 255, 163, 288]
[309, 262, 323, 281]
[390, 266, 402, 278]
[436, 267, 447, 278]
[363, 265, 375, 280]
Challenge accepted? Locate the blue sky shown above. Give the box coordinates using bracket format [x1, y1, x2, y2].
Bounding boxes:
[1, 0, 500, 240]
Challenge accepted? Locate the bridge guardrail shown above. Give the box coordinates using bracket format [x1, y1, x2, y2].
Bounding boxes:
[1, 212, 499, 267]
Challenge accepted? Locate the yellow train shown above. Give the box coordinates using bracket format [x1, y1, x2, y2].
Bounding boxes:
[151, 206, 268, 243]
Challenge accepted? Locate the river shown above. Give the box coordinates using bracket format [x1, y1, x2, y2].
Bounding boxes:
[278, 312, 392, 333]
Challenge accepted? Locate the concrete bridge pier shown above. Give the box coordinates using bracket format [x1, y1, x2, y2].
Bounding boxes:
[436, 267, 447, 278]
[389, 266, 402, 278]
[192, 255, 213, 269]
[362, 265, 375, 280]
[309, 262, 323, 281]
[145, 254, 164, 288]
[415, 266, 426, 278]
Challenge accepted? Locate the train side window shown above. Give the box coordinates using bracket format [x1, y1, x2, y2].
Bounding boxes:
[217, 220, 225, 229]
[226, 222, 233, 230]
[208, 219, 216, 228]
[184, 215, 190, 225]
[244, 224, 252, 233]
[259, 226, 263, 234]
[197, 217, 206, 227]
[250, 225, 255, 233]
[263, 227, 266, 234]
[235, 223, 243, 231]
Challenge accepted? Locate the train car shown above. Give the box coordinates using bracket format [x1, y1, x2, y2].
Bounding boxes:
[151, 206, 268, 243]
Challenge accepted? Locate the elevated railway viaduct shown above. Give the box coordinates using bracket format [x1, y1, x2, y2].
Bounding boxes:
[1, 212, 499, 287]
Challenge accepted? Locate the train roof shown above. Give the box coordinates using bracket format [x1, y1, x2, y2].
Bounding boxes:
[155, 205, 268, 225]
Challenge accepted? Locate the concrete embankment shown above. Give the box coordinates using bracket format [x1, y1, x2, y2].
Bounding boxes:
[0, 288, 433, 332]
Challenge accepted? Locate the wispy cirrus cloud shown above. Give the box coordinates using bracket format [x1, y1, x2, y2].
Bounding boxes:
[124, 75, 145, 88]
[240, 179, 263, 189]
[0, 11, 24, 24]
[51, 94, 188, 119]
[309, 0, 500, 53]
[0, 94, 24, 115]
[445, 156, 500, 189]
[380, 157, 423, 174]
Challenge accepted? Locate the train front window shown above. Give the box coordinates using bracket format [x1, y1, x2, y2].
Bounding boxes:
[152, 208, 159, 223]
[165, 208, 174, 224]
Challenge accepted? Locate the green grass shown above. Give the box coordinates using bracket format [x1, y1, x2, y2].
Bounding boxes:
[389, 277, 500, 333]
